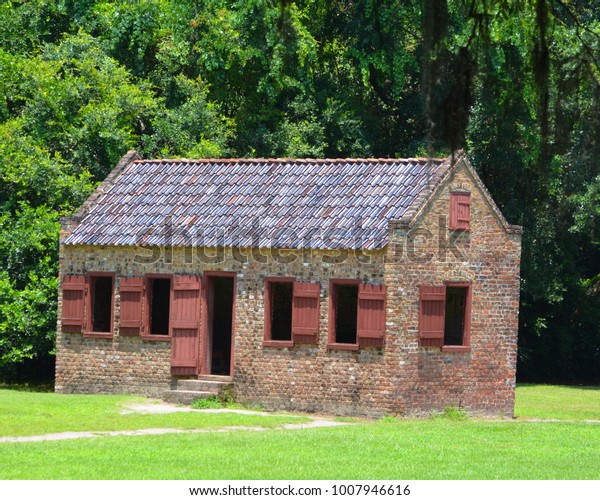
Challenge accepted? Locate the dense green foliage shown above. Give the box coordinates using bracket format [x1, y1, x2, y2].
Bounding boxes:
[0, 0, 598, 382]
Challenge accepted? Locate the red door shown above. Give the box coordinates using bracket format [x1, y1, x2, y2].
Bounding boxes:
[170, 275, 201, 375]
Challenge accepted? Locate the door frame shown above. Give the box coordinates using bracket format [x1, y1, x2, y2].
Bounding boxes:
[201, 271, 237, 376]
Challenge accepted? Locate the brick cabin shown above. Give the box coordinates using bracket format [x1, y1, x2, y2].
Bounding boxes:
[56, 150, 522, 417]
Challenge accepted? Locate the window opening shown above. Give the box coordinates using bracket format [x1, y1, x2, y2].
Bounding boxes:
[444, 286, 468, 345]
[270, 282, 293, 341]
[91, 276, 113, 332]
[335, 284, 358, 344]
[149, 278, 171, 335]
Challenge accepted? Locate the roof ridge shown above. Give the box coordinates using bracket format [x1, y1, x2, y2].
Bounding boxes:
[132, 157, 447, 164]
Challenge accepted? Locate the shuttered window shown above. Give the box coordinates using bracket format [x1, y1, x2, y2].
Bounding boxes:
[357, 284, 387, 347]
[62, 273, 115, 337]
[450, 192, 471, 230]
[329, 280, 387, 350]
[291, 281, 320, 344]
[61, 275, 85, 333]
[419, 283, 472, 351]
[119, 277, 144, 336]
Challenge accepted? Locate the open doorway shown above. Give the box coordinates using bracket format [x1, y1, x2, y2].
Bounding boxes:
[204, 274, 235, 376]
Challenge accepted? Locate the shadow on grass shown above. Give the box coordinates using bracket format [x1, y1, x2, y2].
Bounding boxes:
[0, 383, 54, 393]
[517, 383, 600, 391]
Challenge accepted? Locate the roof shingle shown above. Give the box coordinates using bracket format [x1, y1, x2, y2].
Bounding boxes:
[63, 157, 452, 250]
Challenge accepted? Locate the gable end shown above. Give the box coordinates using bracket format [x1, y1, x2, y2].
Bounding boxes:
[392, 151, 522, 236]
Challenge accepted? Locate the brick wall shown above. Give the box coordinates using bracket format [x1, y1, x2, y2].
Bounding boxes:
[56, 161, 521, 417]
[384, 164, 521, 416]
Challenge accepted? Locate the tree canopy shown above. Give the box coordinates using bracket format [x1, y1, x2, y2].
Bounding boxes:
[0, 0, 598, 383]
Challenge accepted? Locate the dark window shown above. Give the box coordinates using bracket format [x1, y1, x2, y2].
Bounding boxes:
[270, 282, 293, 341]
[444, 286, 468, 345]
[91, 276, 113, 332]
[334, 284, 358, 344]
[149, 278, 171, 335]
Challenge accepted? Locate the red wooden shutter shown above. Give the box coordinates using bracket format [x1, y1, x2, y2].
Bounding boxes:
[450, 192, 470, 230]
[357, 284, 387, 347]
[292, 282, 320, 343]
[419, 285, 446, 347]
[119, 277, 143, 336]
[170, 275, 201, 375]
[61, 275, 86, 333]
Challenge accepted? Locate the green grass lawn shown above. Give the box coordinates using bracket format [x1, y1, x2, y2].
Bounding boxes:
[0, 384, 598, 479]
[0, 389, 307, 437]
[0, 419, 598, 479]
[514, 384, 600, 420]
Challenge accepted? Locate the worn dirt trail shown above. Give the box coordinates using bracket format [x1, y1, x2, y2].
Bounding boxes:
[0, 403, 351, 443]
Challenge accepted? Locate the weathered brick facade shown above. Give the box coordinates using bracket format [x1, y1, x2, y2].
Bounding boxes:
[56, 155, 521, 417]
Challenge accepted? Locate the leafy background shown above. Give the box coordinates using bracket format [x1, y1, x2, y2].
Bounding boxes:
[0, 0, 598, 384]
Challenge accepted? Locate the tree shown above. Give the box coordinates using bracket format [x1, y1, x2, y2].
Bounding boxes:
[0, 0, 598, 382]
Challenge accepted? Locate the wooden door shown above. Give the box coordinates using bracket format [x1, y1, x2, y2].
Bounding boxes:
[170, 275, 201, 375]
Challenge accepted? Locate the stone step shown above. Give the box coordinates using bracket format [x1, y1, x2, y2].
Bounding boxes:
[196, 374, 233, 383]
[177, 378, 232, 392]
[163, 389, 216, 406]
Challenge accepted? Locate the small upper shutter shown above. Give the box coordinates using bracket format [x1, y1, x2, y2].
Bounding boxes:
[357, 284, 387, 347]
[419, 285, 446, 346]
[62, 275, 85, 333]
[119, 277, 144, 335]
[291, 282, 320, 343]
[450, 192, 471, 230]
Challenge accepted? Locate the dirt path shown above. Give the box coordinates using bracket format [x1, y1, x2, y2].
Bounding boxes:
[118, 402, 287, 416]
[3, 401, 597, 444]
[0, 404, 350, 444]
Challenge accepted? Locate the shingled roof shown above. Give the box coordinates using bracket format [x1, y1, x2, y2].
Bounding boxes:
[62, 153, 456, 250]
